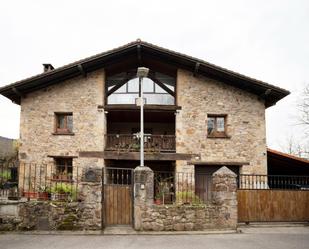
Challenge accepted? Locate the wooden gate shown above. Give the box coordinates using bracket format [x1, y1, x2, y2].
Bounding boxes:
[103, 167, 133, 226]
[238, 190, 309, 222]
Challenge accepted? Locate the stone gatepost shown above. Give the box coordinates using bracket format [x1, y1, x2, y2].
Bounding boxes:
[211, 166, 238, 229]
[78, 167, 102, 230]
[134, 166, 154, 231]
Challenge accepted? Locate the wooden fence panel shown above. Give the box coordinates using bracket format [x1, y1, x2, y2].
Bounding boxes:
[238, 190, 309, 222]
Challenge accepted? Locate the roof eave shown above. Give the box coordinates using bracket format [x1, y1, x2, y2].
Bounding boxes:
[0, 41, 290, 106]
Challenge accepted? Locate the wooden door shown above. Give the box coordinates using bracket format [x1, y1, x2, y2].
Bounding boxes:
[103, 168, 133, 226]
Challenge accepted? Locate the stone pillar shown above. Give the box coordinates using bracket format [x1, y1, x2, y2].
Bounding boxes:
[78, 167, 102, 230]
[133, 166, 154, 230]
[211, 166, 238, 229]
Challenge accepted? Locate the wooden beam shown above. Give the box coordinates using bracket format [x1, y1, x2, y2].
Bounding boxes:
[107, 74, 135, 96]
[259, 89, 272, 100]
[104, 104, 181, 111]
[79, 151, 196, 161]
[77, 64, 86, 77]
[12, 87, 25, 98]
[188, 161, 250, 166]
[148, 75, 175, 97]
[194, 62, 200, 77]
[47, 155, 78, 158]
[137, 44, 142, 65]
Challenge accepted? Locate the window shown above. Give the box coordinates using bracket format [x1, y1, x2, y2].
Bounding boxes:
[207, 115, 228, 138]
[53, 158, 73, 181]
[54, 113, 73, 134]
[106, 71, 176, 105]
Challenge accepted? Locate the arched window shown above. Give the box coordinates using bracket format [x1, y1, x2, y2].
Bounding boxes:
[106, 71, 175, 105]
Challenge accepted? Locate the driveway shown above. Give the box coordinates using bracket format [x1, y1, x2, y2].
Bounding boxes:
[0, 227, 308, 249]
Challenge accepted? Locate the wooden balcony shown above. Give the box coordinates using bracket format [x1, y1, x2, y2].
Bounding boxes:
[105, 134, 176, 152]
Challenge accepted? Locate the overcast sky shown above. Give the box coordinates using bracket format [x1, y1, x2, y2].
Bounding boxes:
[0, 0, 308, 151]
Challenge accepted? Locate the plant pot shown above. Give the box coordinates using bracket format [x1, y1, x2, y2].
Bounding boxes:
[154, 199, 162, 205]
[52, 193, 69, 201]
[23, 191, 37, 199]
[38, 192, 49, 200]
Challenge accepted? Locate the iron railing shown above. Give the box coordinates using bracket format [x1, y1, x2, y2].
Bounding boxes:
[154, 171, 213, 205]
[105, 134, 176, 152]
[104, 167, 133, 185]
[238, 174, 309, 190]
[0, 162, 79, 201]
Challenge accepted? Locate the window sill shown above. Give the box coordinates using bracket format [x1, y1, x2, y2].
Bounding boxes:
[52, 132, 75, 136]
[207, 134, 231, 139]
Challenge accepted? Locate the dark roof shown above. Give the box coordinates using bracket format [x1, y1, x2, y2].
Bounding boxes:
[267, 148, 309, 166]
[0, 39, 290, 106]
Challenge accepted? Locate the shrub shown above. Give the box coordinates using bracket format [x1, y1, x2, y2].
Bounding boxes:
[176, 191, 202, 205]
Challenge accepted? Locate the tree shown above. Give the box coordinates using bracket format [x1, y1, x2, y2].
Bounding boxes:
[281, 135, 308, 159]
[281, 84, 309, 159]
[299, 84, 309, 128]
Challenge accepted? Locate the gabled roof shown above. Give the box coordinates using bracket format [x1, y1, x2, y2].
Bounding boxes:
[0, 39, 290, 106]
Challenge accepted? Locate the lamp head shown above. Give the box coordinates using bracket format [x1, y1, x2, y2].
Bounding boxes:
[137, 67, 149, 78]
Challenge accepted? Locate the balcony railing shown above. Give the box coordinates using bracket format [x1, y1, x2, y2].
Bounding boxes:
[105, 134, 176, 152]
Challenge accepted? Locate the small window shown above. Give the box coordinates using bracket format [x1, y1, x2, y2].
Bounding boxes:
[207, 115, 227, 138]
[55, 113, 73, 134]
[53, 158, 73, 181]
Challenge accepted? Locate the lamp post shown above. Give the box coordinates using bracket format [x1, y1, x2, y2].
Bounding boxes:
[136, 67, 149, 167]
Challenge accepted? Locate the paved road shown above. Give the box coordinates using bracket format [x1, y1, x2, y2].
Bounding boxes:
[0, 227, 308, 249]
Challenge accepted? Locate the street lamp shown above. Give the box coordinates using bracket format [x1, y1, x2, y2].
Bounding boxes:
[137, 67, 149, 167]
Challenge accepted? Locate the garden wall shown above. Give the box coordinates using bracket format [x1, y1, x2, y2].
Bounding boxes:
[0, 180, 102, 231]
[134, 166, 238, 231]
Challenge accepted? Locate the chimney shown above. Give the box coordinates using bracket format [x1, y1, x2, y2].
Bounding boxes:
[43, 64, 54, 73]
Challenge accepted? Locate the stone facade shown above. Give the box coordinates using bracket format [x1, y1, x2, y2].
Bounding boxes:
[176, 69, 267, 174]
[19, 69, 106, 172]
[18, 67, 267, 175]
[12, 63, 268, 231]
[134, 166, 237, 231]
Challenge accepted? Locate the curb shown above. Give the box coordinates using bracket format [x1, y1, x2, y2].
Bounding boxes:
[0, 229, 238, 236]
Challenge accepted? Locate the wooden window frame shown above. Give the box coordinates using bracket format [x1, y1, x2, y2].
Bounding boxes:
[53, 112, 74, 135]
[207, 114, 229, 138]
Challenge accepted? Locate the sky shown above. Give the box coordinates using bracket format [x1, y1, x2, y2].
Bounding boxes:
[0, 0, 308, 151]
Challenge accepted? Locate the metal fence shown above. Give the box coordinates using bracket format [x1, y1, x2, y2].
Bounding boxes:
[154, 171, 213, 205]
[238, 174, 309, 190]
[0, 162, 79, 201]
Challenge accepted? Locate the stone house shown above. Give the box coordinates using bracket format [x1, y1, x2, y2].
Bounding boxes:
[0, 40, 289, 229]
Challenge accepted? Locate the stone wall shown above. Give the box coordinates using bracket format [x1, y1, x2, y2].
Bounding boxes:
[0, 173, 102, 231]
[0, 201, 98, 231]
[176, 69, 267, 174]
[134, 166, 238, 231]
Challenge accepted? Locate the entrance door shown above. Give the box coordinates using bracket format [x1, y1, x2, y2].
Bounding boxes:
[103, 167, 133, 226]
